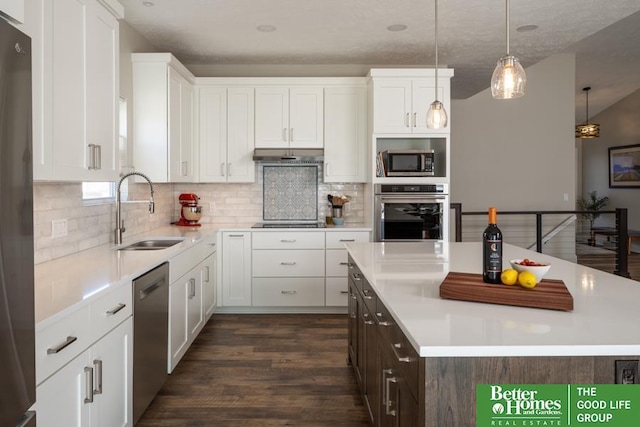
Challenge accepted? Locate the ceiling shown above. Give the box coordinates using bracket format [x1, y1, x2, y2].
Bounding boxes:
[120, 0, 640, 119]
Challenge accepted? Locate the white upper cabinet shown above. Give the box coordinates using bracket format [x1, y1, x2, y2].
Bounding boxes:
[370, 69, 453, 135]
[132, 53, 196, 183]
[0, 0, 24, 23]
[324, 86, 368, 183]
[255, 86, 323, 149]
[31, 0, 122, 181]
[197, 86, 255, 183]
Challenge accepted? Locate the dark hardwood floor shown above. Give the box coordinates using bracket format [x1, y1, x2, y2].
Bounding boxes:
[136, 314, 369, 427]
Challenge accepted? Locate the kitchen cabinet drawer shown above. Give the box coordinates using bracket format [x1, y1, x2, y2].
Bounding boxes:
[252, 278, 325, 306]
[326, 277, 349, 306]
[36, 304, 91, 385]
[253, 249, 325, 277]
[252, 231, 325, 250]
[169, 242, 203, 283]
[325, 231, 370, 249]
[90, 282, 132, 341]
[387, 320, 420, 401]
[326, 249, 350, 276]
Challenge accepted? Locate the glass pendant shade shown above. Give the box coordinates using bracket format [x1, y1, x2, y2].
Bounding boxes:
[426, 0, 447, 129]
[427, 100, 448, 129]
[491, 55, 526, 99]
[491, 0, 526, 99]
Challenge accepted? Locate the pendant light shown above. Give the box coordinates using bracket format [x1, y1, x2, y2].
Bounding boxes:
[575, 87, 600, 139]
[426, 0, 448, 129]
[491, 0, 526, 99]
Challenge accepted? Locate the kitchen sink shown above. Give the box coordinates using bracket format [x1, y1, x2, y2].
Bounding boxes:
[118, 239, 184, 251]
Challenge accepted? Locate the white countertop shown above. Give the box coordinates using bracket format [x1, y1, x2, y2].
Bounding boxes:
[34, 222, 372, 327]
[345, 241, 640, 358]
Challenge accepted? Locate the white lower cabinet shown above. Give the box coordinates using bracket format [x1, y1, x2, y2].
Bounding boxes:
[37, 318, 132, 427]
[325, 231, 371, 307]
[221, 232, 252, 306]
[202, 251, 217, 320]
[168, 237, 217, 372]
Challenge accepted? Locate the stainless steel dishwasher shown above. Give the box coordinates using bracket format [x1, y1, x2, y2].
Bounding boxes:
[133, 262, 169, 424]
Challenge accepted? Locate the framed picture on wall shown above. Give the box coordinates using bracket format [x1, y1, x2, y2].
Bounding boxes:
[609, 144, 640, 188]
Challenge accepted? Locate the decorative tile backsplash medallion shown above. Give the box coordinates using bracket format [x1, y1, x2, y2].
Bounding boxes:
[263, 165, 318, 221]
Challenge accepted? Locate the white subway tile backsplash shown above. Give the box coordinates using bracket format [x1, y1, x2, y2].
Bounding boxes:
[34, 173, 366, 263]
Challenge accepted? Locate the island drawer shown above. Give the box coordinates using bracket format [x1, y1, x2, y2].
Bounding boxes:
[387, 320, 420, 401]
[252, 278, 325, 306]
[252, 231, 325, 250]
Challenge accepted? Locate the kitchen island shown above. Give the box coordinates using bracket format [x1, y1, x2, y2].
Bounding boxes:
[345, 241, 640, 426]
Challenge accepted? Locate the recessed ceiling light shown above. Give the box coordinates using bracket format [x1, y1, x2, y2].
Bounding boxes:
[516, 24, 538, 32]
[387, 24, 408, 32]
[142, 1, 154, 6]
[257, 25, 277, 32]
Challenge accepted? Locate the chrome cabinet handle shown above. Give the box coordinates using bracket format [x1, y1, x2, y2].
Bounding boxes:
[362, 289, 373, 300]
[405, 112, 409, 128]
[106, 303, 126, 316]
[375, 312, 393, 326]
[204, 266, 210, 282]
[339, 239, 355, 242]
[350, 294, 357, 300]
[88, 144, 96, 170]
[351, 273, 361, 281]
[413, 112, 417, 127]
[221, 162, 225, 176]
[47, 336, 78, 354]
[280, 239, 297, 243]
[189, 278, 196, 298]
[391, 342, 412, 363]
[93, 359, 103, 395]
[228, 234, 244, 237]
[96, 144, 102, 169]
[382, 369, 397, 416]
[339, 262, 350, 266]
[281, 290, 296, 294]
[84, 367, 94, 404]
[340, 290, 349, 294]
[280, 262, 297, 265]
[363, 312, 374, 325]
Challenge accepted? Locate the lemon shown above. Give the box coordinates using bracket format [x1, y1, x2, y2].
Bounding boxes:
[500, 269, 518, 285]
[518, 271, 537, 289]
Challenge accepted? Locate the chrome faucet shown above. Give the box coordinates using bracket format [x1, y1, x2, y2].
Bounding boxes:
[115, 171, 155, 245]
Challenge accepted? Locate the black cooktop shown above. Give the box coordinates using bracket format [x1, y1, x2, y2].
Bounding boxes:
[252, 222, 326, 229]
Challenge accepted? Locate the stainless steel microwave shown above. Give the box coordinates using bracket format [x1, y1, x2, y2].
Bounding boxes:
[383, 149, 435, 176]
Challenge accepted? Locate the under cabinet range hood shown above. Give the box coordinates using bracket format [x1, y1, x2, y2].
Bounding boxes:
[252, 148, 324, 163]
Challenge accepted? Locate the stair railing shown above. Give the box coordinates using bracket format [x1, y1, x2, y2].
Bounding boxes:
[450, 204, 630, 278]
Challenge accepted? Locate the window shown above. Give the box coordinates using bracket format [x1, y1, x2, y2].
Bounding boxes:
[82, 98, 128, 202]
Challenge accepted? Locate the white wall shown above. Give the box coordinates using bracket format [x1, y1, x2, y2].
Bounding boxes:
[450, 54, 577, 259]
[581, 87, 640, 253]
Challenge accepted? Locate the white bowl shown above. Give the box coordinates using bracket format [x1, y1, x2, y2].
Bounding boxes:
[509, 259, 551, 283]
[332, 217, 344, 226]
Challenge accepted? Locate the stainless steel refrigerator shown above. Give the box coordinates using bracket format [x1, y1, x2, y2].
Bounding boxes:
[0, 16, 36, 427]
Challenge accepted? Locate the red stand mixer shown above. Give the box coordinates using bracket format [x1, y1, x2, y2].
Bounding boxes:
[175, 193, 203, 226]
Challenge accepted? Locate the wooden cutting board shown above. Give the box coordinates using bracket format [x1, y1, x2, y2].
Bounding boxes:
[439, 272, 573, 311]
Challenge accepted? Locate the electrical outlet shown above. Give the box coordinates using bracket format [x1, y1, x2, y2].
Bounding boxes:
[615, 360, 639, 384]
[51, 218, 68, 238]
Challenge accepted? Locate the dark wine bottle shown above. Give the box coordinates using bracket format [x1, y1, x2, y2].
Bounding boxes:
[482, 207, 503, 284]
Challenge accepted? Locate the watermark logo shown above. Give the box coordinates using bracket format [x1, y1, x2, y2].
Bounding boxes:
[477, 384, 640, 426]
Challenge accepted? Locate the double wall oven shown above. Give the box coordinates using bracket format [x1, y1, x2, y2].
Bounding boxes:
[374, 184, 448, 242]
